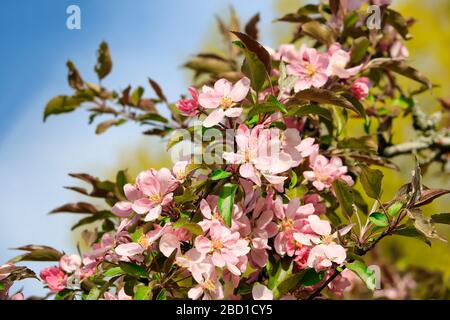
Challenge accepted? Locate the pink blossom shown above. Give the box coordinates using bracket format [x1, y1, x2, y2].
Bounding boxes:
[287, 47, 330, 91]
[304, 215, 347, 271]
[390, 40, 409, 59]
[272, 197, 315, 255]
[252, 284, 273, 300]
[176, 87, 199, 116]
[176, 248, 213, 283]
[112, 168, 178, 222]
[303, 194, 326, 215]
[327, 43, 362, 79]
[188, 270, 224, 300]
[194, 223, 250, 275]
[303, 153, 354, 191]
[40, 266, 67, 293]
[351, 77, 370, 100]
[173, 160, 189, 183]
[198, 77, 250, 127]
[59, 254, 82, 273]
[223, 124, 306, 188]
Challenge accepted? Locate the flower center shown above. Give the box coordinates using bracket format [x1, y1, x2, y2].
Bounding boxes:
[149, 193, 163, 203]
[212, 240, 224, 251]
[305, 63, 317, 77]
[281, 218, 294, 231]
[138, 236, 150, 249]
[322, 234, 334, 245]
[220, 97, 234, 109]
[201, 279, 216, 292]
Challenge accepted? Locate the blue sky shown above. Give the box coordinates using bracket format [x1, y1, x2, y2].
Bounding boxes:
[0, 0, 282, 297]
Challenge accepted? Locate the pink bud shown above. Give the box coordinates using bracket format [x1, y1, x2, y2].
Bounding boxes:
[351, 77, 370, 101]
[176, 87, 199, 116]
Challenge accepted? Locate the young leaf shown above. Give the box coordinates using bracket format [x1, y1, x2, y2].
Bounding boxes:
[346, 261, 376, 291]
[134, 285, 151, 300]
[301, 21, 335, 46]
[103, 267, 125, 277]
[360, 166, 384, 199]
[387, 201, 403, 217]
[95, 41, 112, 80]
[119, 262, 149, 279]
[431, 213, 450, 225]
[332, 179, 354, 217]
[368, 212, 389, 227]
[43, 95, 82, 121]
[209, 169, 232, 181]
[218, 183, 238, 227]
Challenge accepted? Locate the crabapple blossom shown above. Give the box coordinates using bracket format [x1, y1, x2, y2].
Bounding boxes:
[112, 168, 178, 222]
[176, 87, 199, 116]
[187, 270, 224, 300]
[40, 266, 67, 293]
[198, 77, 250, 127]
[303, 152, 354, 191]
[59, 254, 82, 273]
[351, 77, 370, 101]
[327, 43, 362, 79]
[252, 284, 274, 300]
[194, 222, 250, 275]
[287, 46, 330, 91]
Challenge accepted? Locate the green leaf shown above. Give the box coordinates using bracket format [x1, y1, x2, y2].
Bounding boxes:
[393, 226, 431, 246]
[95, 41, 112, 80]
[294, 88, 360, 114]
[119, 262, 149, 279]
[360, 166, 384, 199]
[233, 40, 267, 92]
[431, 213, 450, 225]
[268, 95, 287, 114]
[276, 270, 305, 296]
[346, 260, 376, 291]
[290, 104, 332, 122]
[66, 60, 84, 90]
[43, 95, 82, 121]
[172, 218, 204, 236]
[218, 183, 238, 227]
[288, 170, 298, 190]
[86, 287, 100, 300]
[131, 86, 145, 106]
[156, 288, 167, 300]
[209, 169, 232, 181]
[386, 9, 411, 40]
[368, 212, 389, 227]
[301, 21, 335, 46]
[387, 201, 403, 217]
[134, 285, 151, 300]
[332, 179, 354, 217]
[367, 58, 431, 90]
[103, 267, 125, 277]
[300, 268, 325, 287]
[95, 119, 126, 135]
[350, 37, 370, 64]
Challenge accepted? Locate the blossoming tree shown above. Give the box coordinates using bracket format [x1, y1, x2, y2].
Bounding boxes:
[1, 0, 450, 300]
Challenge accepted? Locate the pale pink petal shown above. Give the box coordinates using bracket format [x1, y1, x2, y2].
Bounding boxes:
[214, 78, 232, 96]
[188, 286, 204, 300]
[115, 243, 144, 257]
[308, 215, 331, 236]
[199, 199, 212, 219]
[144, 205, 162, 221]
[194, 236, 212, 253]
[132, 198, 152, 215]
[229, 77, 250, 102]
[124, 184, 143, 201]
[224, 107, 243, 118]
[252, 284, 273, 300]
[203, 109, 225, 128]
[159, 233, 180, 257]
[112, 201, 133, 217]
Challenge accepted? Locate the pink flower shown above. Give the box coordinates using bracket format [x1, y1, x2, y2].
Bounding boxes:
[198, 77, 250, 127]
[390, 40, 409, 59]
[115, 242, 145, 259]
[223, 124, 305, 187]
[303, 215, 347, 271]
[270, 44, 300, 63]
[187, 270, 224, 300]
[327, 43, 362, 79]
[303, 153, 354, 191]
[194, 223, 250, 276]
[272, 197, 315, 255]
[112, 168, 178, 222]
[40, 267, 67, 293]
[303, 194, 326, 215]
[59, 254, 82, 273]
[176, 87, 199, 116]
[176, 248, 213, 283]
[287, 47, 330, 92]
[173, 160, 189, 183]
[351, 77, 370, 100]
[252, 284, 274, 300]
